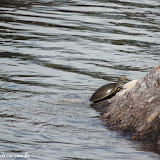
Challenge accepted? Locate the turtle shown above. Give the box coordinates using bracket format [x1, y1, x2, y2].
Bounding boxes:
[90, 75, 126, 103]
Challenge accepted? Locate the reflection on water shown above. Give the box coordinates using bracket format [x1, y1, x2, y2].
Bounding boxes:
[0, 0, 160, 159]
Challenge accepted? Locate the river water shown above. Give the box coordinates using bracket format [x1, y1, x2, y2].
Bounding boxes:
[0, 0, 160, 159]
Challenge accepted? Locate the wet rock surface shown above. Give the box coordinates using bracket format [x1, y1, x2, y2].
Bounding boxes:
[91, 65, 160, 151]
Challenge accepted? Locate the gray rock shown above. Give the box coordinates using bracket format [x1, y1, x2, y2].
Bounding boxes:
[91, 65, 160, 151]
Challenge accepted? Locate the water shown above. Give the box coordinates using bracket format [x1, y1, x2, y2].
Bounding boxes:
[0, 0, 160, 159]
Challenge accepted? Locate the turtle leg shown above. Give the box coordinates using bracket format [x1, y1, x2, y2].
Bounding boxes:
[119, 84, 124, 90]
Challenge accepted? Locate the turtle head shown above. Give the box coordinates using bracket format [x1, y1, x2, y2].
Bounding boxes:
[118, 75, 126, 83]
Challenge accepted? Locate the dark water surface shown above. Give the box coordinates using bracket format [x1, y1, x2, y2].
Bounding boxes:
[0, 0, 160, 159]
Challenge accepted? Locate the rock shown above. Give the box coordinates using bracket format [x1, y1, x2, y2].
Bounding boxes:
[91, 65, 160, 151]
[118, 80, 138, 96]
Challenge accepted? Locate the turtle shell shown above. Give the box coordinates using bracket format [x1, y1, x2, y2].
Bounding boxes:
[90, 83, 118, 102]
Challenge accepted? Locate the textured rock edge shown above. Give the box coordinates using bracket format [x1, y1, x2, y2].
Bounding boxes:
[91, 65, 160, 151]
